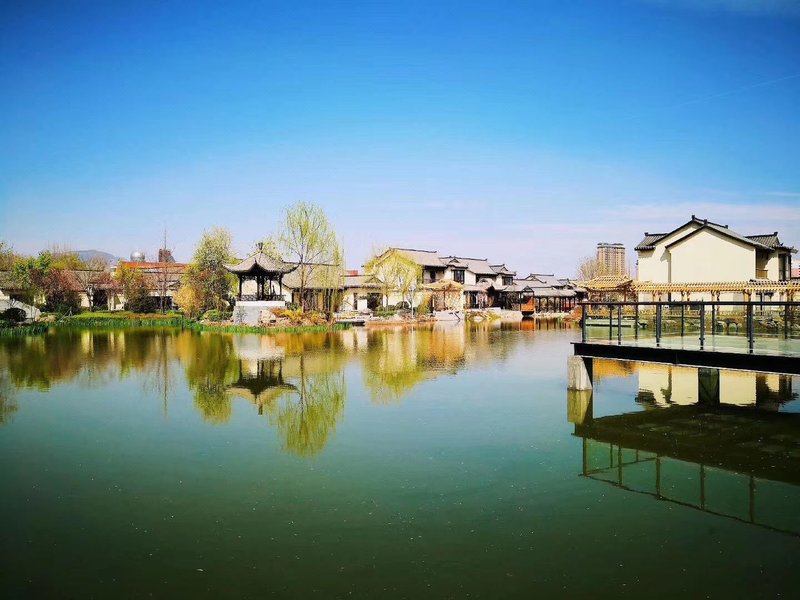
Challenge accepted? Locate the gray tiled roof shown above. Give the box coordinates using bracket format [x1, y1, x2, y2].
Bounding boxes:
[530, 273, 562, 287]
[693, 221, 771, 251]
[636, 216, 777, 252]
[745, 233, 796, 252]
[225, 250, 297, 275]
[391, 248, 446, 268]
[490, 264, 516, 275]
[341, 274, 382, 289]
[440, 256, 498, 276]
[634, 233, 668, 251]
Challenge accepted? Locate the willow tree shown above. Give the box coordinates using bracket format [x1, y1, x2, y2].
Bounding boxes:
[364, 248, 422, 308]
[276, 202, 340, 311]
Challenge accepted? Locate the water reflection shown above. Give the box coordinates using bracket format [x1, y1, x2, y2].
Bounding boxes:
[0, 323, 520, 453]
[570, 360, 800, 536]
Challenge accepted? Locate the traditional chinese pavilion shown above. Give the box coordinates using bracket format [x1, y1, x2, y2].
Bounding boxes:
[225, 245, 297, 323]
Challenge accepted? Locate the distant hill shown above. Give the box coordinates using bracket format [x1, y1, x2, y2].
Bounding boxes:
[74, 250, 125, 266]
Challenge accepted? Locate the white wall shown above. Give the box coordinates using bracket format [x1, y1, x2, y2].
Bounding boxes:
[669, 229, 755, 282]
[636, 222, 703, 283]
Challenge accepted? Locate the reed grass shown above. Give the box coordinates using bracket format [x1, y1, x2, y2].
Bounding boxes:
[184, 322, 352, 335]
[0, 323, 51, 336]
[0, 315, 351, 337]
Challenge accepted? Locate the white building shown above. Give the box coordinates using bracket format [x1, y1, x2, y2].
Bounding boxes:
[635, 216, 796, 301]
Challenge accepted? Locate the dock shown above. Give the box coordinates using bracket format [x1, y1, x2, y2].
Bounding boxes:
[573, 301, 800, 376]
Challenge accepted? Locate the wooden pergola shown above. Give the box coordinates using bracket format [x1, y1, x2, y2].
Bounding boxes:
[225, 244, 297, 301]
[634, 280, 800, 302]
[578, 275, 636, 302]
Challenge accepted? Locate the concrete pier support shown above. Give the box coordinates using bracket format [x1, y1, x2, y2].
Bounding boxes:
[567, 389, 593, 425]
[698, 367, 720, 407]
[568, 355, 593, 391]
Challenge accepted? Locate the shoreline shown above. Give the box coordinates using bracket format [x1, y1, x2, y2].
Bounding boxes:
[0, 313, 353, 337]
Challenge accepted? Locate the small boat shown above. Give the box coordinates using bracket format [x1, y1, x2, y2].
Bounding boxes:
[335, 315, 370, 326]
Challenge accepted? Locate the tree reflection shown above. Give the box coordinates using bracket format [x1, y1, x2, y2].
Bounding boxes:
[362, 325, 466, 403]
[0, 325, 511, 452]
[0, 372, 18, 424]
[177, 332, 239, 423]
[268, 357, 345, 457]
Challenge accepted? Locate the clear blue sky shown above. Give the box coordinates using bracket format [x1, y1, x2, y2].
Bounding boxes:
[1, 0, 799, 275]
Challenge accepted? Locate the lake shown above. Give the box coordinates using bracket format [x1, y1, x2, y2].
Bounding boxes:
[1, 323, 799, 598]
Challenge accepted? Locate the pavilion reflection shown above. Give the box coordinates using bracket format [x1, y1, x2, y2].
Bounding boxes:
[0, 324, 510, 455]
[221, 334, 346, 457]
[569, 361, 800, 536]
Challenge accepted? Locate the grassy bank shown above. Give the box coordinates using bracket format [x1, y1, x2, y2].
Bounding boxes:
[0, 311, 351, 336]
[184, 322, 352, 334]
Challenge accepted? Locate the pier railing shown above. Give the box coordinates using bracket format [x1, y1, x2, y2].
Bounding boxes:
[580, 301, 800, 352]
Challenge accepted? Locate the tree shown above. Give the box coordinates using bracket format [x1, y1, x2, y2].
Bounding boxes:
[41, 269, 80, 313]
[268, 357, 345, 456]
[153, 262, 183, 312]
[73, 257, 109, 311]
[577, 256, 603, 281]
[276, 202, 340, 311]
[185, 227, 235, 312]
[0, 241, 19, 271]
[50, 250, 86, 271]
[173, 273, 203, 318]
[114, 263, 151, 312]
[12, 251, 53, 305]
[317, 242, 345, 314]
[364, 248, 422, 308]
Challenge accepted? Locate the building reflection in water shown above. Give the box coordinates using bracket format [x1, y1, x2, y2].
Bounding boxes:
[0, 323, 516, 454]
[569, 360, 800, 537]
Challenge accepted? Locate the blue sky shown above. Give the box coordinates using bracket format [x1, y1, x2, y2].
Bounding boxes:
[1, 0, 799, 275]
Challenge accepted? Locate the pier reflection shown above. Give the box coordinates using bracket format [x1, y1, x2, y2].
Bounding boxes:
[570, 361, 800, 536]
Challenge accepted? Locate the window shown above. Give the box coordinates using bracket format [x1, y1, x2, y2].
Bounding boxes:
[453, 269, 465, 284]
[503, 276, 513, 286]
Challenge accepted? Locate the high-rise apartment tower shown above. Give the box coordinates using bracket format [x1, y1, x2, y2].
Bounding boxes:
[597, 242, 626, 276]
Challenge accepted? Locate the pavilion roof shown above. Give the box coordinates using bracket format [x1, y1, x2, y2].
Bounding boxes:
[225, 248, 297, 276]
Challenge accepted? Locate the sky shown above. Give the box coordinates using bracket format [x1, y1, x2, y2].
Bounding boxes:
[1, 0, 799, 275]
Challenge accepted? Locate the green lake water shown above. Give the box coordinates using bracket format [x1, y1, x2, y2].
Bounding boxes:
[1, 323, 799, 598]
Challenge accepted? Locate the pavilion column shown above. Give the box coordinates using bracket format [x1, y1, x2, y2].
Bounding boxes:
[238, 277, 242, 300]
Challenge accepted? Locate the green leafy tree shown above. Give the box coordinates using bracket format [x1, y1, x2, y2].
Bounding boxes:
[185, 227, 235, 312]
[114, 263, 151, 312]
[276, 202, 340, 311]
[364, 248, 422, 308]
[269, 357, 345, 456]
[0, 241, 19, 271]
[12, 251, 53, 305]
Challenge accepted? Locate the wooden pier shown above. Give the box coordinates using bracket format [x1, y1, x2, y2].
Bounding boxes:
[573, 301, 800, 377]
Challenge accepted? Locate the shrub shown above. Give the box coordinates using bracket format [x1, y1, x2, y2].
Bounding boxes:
[0, 307, 26, 323]
[307, 311, 328, 325]
[285, 302, 300, 311]
[202, 309, 232, 322]
[416, 294, 432, 315]
[283, 308, 304, 325]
